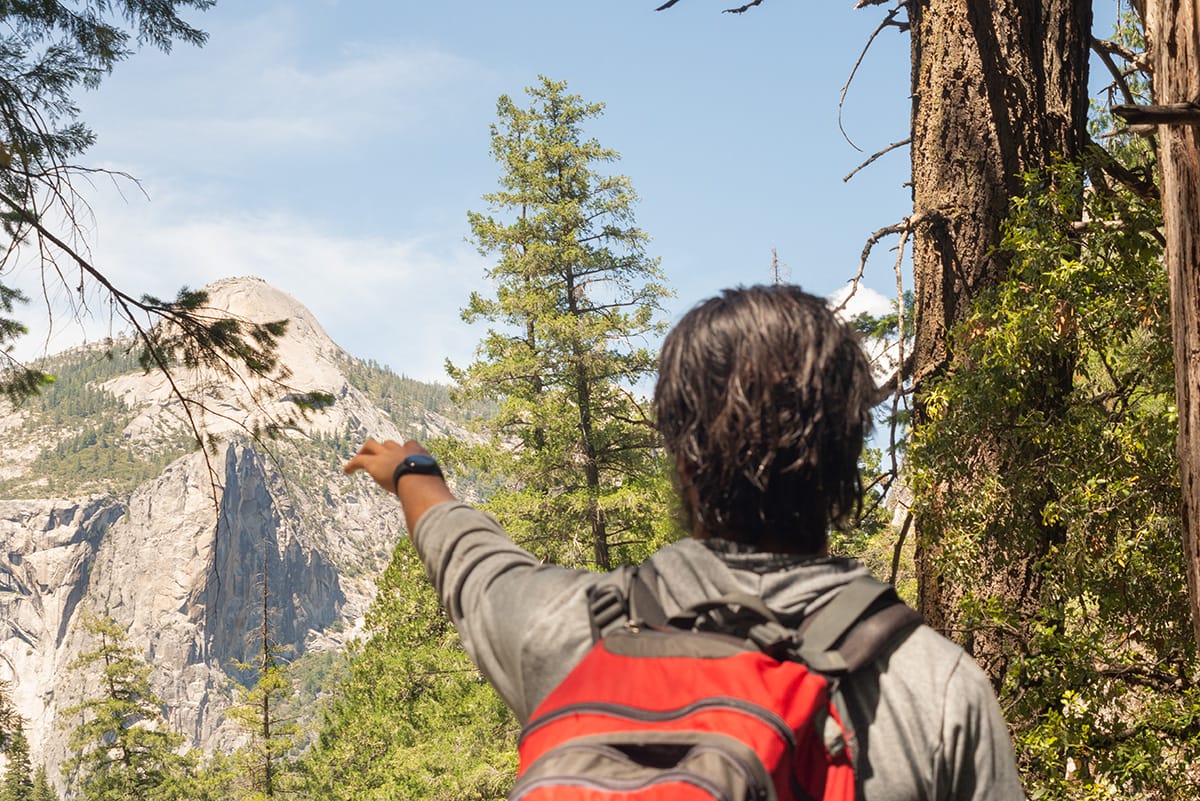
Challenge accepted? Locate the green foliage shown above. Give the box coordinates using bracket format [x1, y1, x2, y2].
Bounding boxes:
[134, 288, 297, 433]
[60, 611, 195, 801]
[226, 654, 303, 799]
[0, 723, 33, 801]
[0, 679, 18, 751]
[909, 161, 1199, 799]
[341, 357, 493, 431]
[835, 445, 917, 605]
[29, 767, 56, 801]
[0, 285, 53, 402]
[300, 540, 518, 800]
[448, 76, 675, 570]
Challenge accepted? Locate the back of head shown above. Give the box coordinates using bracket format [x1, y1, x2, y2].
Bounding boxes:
[654, 285, 876, 553]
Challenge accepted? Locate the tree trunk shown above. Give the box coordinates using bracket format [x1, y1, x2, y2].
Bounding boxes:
[908, 0, 1092, 683]
[1145, 0, 1200, 649]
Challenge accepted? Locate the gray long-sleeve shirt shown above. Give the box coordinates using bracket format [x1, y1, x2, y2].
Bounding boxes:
[411, 500, 1025, 801]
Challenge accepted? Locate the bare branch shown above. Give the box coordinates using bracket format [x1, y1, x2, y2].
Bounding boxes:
[843, 137, 911, 182]
[1091, 36, 1147, 70]
[655, 0, 767, 11]
[833, 217, 916, 315]
[724, 0, 764, 12]
[1091, 37, 1138, 107]
[1085, 137, 1161, 204]
[887, 224, 910, 475]
[839, 2, 909, 152]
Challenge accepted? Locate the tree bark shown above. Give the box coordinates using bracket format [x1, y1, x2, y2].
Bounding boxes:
[908, 0, 1092, 683]
[1144, 0, 1200, 649]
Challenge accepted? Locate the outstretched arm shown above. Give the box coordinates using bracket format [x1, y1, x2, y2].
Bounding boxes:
[343, 438, 456, 531]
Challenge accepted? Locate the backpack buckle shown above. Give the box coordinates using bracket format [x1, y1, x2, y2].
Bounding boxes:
[587, 585, 627, 642]
[746, 621, 799, 657]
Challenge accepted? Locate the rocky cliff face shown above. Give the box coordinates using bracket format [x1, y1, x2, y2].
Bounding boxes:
[0, 276, 468, 778]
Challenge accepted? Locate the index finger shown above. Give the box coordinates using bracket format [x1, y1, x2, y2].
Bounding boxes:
[342, 438, 381, 475]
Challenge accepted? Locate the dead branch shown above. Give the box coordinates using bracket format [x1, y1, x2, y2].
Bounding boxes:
[844, 137, 911, 182]
[887, 224, 910, 475]
[833, 216, 917, 315]
[839, 2, 909, 152]
[1090, 36, 1148, 71]
[724, 0, 764, 12]
[1085, 137, 1161, 204]
[1091, 37, 1139, 107]
[875, 351, 915, 398]
[654, 0, 765, 10]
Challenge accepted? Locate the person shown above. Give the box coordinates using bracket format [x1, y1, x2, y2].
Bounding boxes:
[344, 284, 1024, 801]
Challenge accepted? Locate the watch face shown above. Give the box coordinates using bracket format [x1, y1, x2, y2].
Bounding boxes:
[404, 454, 439, 472]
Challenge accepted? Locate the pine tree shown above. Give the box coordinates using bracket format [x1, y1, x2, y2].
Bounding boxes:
[227, 660, 299, 800]
[0, 723, 33, 801]
[448, 76, 674, 570]
[0, 679, 17, 751]
[226, 554, 300, 800]
[29, 768, 56, 801]
[61, 611, 192, 801]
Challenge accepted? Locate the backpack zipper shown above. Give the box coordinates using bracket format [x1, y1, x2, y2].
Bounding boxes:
[511, 766, 735, 801]
[520, 696, 796, 751]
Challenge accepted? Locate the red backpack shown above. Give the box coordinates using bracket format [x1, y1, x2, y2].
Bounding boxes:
[510, 569, 921, 801]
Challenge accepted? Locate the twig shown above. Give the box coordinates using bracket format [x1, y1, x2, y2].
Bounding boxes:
[0, 187, 227, 516]
[888, 224, 910, 476]
[839, 2, 909, 152]
[723, 0, 764, 12]
[655, 0, 766, 10]
[1090, 37, 1138, 107]
[833, 217, 915, 315]
[844, 137, 911, 182]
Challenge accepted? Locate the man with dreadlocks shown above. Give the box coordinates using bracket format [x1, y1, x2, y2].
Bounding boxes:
[346, 284, 1023, 800]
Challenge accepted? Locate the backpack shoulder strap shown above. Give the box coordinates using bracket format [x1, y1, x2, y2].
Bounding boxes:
[586, 563, 668, 642]
[796, 575, 923, 674]
[588, 565, 922, 673]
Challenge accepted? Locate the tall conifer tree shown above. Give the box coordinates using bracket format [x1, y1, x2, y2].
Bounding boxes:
[29, 768, 56, 801]
[450, 76, 673, 570]
[0, 724, 33, 801]
[61, 612, 192, 801]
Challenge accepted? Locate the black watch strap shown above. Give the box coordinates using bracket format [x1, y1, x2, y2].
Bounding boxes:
[392, 454, 444, 493]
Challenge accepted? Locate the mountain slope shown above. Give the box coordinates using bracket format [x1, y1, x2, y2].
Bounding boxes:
[0, 276, 473, 780]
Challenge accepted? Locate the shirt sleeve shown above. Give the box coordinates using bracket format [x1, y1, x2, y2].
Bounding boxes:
[410, 500, 617, 721]
[936, 652, 1026, 801]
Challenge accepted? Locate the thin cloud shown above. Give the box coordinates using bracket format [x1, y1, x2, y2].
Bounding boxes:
[10, 189, 485, 384]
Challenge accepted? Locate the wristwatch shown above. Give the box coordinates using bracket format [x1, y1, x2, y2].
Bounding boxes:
[392, 453, 444, 493]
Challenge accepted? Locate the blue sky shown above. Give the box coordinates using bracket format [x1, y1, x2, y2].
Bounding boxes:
[10, 2, 1116, 382]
